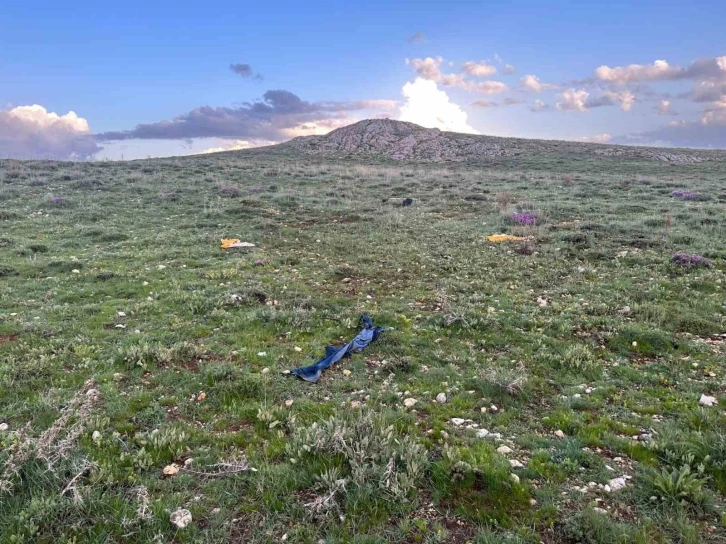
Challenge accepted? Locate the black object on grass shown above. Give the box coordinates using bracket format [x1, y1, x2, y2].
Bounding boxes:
[401, 198, 413, 207]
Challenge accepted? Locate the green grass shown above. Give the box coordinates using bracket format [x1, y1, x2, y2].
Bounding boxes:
[0, 150, 725, 542]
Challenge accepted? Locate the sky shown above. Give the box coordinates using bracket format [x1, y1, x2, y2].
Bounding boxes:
[2, 0, 726, 160]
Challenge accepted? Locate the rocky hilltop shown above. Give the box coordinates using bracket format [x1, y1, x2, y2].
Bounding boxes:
[283, 118, 722, 164]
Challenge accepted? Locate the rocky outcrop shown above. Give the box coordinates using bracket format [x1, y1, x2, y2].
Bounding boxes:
[283, 119, 722, 164]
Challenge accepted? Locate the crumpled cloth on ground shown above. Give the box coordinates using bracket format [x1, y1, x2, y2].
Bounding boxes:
[290, 315, 387, 383]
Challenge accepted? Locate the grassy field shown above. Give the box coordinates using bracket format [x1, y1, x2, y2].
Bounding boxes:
[1, 149, 725, 543]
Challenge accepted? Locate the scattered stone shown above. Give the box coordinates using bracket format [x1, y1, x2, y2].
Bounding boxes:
[529, 499, 537, 506]
[170, 508, 193, 529]
[554, 429, 565, 438]
[488, 432, 502, 440]
[284, 400, 294, 408]
[435, 392, 447, 404]
[72, 269, 80, 274]
[350, 401, 361, 408]
[0, 423, 8, 432]
[608, 476, 629, 491]
[451, 418, 466, 426]
[257, 351, 267, 357]
[497, 445, 512, 454]
[699, 394, 718, 407]
[184, 458, 194, 467]
[475, 429, 490, 439]
[261, 368, 270, 374]
[163, 464, 180, 476]
[510, 473, 520, 483]
[510, 459, 525, 468]
[593, 507, 608, 515]
[403, 398, 418, 408]
[294, 346, 302, 352]
[343, 369, 352, 376]
[490, 404, 498, 412]
[536, 297, 548, 307]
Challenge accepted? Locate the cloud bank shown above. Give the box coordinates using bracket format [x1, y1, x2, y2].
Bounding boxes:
[398, 78, 478, 134]
[0, 104, 100, 160]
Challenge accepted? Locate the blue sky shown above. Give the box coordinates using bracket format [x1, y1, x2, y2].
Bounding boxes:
[2, 0, 726, 159]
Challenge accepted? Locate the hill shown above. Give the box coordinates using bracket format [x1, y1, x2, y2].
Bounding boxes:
[284, 118, 724, 164]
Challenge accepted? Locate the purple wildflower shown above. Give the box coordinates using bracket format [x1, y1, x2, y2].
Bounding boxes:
[254, 259, 267, 266]
[49, 196, 66, 204]
[671, 190, 702, 201]
[508, 212, 537, 226]
[251, 185, 263, 193]
[671, 252, 712, 267]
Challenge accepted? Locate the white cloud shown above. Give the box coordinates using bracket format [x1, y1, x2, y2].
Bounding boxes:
[475, 81, 508, 94]
[578, 133, 612, 143]
[596, 56, 726, 84]
[603, 89, 636, 111]
[470, 100, 498, 108]
[398, 78, 478, 134]
[407, 57, 506, 94]
[521, 74, 557, 93]
[463, 61, 497, 77]
[557, 89, 590, 112]
[0, 104, 100, 160]
[504, 64, 516, 75]
[701, 97, 726, 125]
[655, 99, 676, 115]
[407, 57, 443, 81]
[530, 99, 550, 112]
[198, 139, 274, 154]
[596, 60, 677, 84]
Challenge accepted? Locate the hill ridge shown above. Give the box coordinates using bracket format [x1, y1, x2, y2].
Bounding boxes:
[283, 118, 723, 164]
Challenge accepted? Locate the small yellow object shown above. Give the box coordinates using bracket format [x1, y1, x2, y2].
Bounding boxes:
[220, 238, 241, 249]
[487, 234, 525, 243]
[196, 391, 206, 402]
[163, 464, 180, 476]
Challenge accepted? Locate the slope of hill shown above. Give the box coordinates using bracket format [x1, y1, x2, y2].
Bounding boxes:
[284, 118, 724, 164]
[1, 148, 725, 542]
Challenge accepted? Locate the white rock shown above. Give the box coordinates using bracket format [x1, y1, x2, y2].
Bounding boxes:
[170, 508, 192, 529]
[450, 417, 466, 426]
[92, 430, 101, 442]
[284, 400, 293, 407]
[435, 393, 447, 404]
[163, 464, 180, 476]
[497, 446, 512, 454]
[529, 498, 537, 506]
[554, 430, 565, 438]
[699, 394, 718, 407]
[608, 476, 628, 491]
[184, 458, 194, 467]
[342, 369, 352, 376]
[490, 404, 498, 412]
[115, 324, 126, 329]
[480, 407, 488, 413]
[510, 459, 525, 468]
[72, 269, 80, 274]
[475, 429, 490, 439]
[257, 352, 267, 357]
[294, 346, 302, 352]
[510, 473, 520, 483]
[403, 398, 418, 408]
[488, 432, 502, 440]
[117, 311, 126, 317]
[593, 507, 608, 515]
[0, 423, 8, 432]
[260, 368, 270, 374]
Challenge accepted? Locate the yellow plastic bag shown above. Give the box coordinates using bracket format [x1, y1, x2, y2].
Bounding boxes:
[487, 234, 524, 243]
[220, 238, 241, 249]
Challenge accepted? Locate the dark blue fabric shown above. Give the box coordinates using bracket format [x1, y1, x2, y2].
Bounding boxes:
[290, 315, 387, 383]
